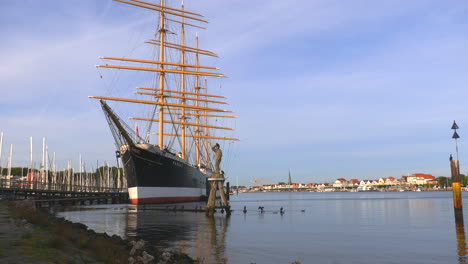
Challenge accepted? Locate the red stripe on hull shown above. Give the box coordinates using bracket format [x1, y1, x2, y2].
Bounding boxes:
[130, 196, 203, 205]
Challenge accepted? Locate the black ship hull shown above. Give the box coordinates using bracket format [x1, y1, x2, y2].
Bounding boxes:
[121, 144, 209, 204]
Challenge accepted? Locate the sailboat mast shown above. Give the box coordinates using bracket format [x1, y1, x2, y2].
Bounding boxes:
[7, 144, 12, 177]
[180, 2, 187, 160]
[45, 145, 49, 185]
[29, 136, 33, 176]
[0, 132, 3, 175]
[41, 137, 46, 183]
[52, 152, 56, 185]
[194, 34, 201, 165]
[79, 153, 82, 187]
[157, 0, 166, 150]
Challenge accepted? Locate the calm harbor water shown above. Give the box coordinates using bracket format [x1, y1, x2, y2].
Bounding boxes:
[57, 192, 467, 263]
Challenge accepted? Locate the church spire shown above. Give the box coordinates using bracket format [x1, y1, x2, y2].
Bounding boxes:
[288, 170, 292, 185]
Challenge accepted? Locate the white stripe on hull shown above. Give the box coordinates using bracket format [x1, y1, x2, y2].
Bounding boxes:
[129, 186, 203, 200]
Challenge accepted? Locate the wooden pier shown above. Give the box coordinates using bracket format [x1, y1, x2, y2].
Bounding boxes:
[0, 179, 128, 208]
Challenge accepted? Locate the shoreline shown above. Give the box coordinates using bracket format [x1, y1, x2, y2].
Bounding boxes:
[0, 200, 197, 264]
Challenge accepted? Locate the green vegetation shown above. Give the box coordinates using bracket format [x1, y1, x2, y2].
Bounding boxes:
[437, 176, 452, 188]
[436, 174, 468, 187]
[2, 201, 200, 264]
[5, 201, 129, 263]
[0, 167, 36, 177]
[1, 166, 123, 178]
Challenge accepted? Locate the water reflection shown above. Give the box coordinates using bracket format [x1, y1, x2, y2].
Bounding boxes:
[125, 205, 228, 263]
[455, 210, 467, 264]
[57, 205, 128, 238]
[193, 216, 228, 263]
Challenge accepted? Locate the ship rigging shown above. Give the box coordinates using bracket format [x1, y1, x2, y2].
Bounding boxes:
[89, 0, 238, 204]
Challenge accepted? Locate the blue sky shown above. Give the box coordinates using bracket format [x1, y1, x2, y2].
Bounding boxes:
[1, 0, 467, 185]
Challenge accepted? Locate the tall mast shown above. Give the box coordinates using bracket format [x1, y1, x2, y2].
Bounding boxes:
[180, 1, 187, 159]
[7, 144, 12, 177]
[42, 137, 46, 183]
[91, 0, 239, 166]
[45, 144, 49, 185]
[157, 0, 166, 149]
[79, 153, 82, 187]
[29, 136, 33, 174]
[0, 132, 3, 175]
[52, 152, 56, 185]
[67, 160, 71, 191]
[195, 34, 201, 165]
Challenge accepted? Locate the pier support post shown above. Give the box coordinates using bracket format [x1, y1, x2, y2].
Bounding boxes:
[226, 182, 230, 201]
[206, 177, 230, 216]
[205, 143, 231, 216]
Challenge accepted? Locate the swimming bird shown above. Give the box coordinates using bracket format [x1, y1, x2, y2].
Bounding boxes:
[258, 206, 264, 213]
[243, 206, 247, 214]
[280, 207, 284, 215]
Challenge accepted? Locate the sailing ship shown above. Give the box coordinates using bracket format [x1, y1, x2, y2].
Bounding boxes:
[89, 0, 238, 204]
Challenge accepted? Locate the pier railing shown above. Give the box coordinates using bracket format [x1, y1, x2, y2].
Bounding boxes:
[0, 178, 124, 194]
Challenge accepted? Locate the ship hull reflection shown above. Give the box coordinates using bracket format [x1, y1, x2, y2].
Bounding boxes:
[126, 203, 228, 263]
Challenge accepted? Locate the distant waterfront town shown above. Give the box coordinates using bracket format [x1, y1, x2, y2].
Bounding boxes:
[0, 168, 462, 194]
[238, 173, 461, 193]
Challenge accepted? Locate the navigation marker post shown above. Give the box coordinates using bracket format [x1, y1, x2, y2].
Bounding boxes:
[451, 120, 463, 220]
[450, 121, 466, 260]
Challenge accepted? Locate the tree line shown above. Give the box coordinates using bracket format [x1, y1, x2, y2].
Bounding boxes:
[0, 166, 123, 178]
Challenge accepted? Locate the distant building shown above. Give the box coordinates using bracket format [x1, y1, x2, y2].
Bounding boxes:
[377, 177, 399, 185]
[359, 180, 372, 187]
[400, 176, 408, 184]
[406, 173, 435, 185]
[348, 179, 359, 186]
[27, 172, 41, 182]
[333, 178, 348, 188]
[385, 177, 399, 185]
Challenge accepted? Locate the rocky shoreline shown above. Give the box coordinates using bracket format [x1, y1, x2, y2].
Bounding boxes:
[0, 200, 197, 264]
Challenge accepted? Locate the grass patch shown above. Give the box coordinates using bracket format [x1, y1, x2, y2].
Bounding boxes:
[8, 240, 21, 247]
[2, 201, 196, 264]
[89, 236, 128, 263]
[21, 232, 32, 239]
[44, 235, 64, 249]
[9, 202, 128, 262]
